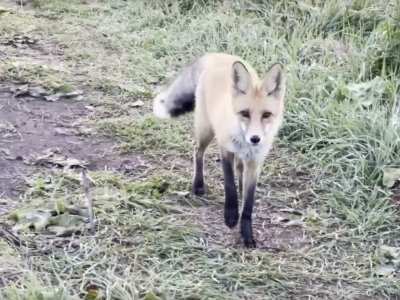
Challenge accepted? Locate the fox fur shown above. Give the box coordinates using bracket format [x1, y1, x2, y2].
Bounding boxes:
[153, 52, 286, 248]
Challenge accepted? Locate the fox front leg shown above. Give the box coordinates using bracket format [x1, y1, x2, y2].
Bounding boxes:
[240, 160, 260, 248]
[220, 149, 239, 229]
[235, 157, 244, 197]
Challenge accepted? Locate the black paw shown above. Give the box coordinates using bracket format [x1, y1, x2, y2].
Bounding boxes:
[224, 208, 239, 228]
[243, 236, 257, 248]
[241, 218, 255, 248]
[192, 177, 206, 197]
[192, 186, 205, 197]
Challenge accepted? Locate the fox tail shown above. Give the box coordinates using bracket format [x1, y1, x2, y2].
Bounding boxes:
[153, 61, 201, 119]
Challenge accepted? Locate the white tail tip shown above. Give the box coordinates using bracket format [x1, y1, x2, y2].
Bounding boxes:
[153, 93, 171, 119]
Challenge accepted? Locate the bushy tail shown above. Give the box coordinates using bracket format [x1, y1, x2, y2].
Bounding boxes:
[153, 62, 201, 119]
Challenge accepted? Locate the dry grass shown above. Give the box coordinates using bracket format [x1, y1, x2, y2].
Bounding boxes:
[1, 0, 400, 299]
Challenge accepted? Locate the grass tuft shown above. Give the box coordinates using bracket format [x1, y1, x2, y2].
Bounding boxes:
[1, 0, 400, 299]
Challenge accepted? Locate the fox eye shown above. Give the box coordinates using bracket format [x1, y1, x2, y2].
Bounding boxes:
[262, 111, 272, 119]
[239, 110, 250, 118]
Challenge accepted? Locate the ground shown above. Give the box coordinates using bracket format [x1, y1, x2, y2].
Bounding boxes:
[0, 0, 400, 299]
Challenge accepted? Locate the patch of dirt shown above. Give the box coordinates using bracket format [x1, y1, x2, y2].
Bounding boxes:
[0, 86, 141, 213]
[195, 201, 308, 252]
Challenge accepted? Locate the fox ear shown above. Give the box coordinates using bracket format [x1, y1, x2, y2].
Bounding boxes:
[232, 61, 251, 95]
[262, 63, 286, 100]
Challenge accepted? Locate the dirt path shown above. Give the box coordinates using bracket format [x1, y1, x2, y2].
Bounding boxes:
[0, 85, 137, 214]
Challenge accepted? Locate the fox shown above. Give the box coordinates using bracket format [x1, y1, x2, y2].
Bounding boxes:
[152, 53, 286, 248]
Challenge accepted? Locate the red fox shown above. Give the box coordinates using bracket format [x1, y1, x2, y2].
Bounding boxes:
[153, 53, 286, 248]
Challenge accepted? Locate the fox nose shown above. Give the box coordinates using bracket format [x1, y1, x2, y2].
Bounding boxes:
[250, 135, 260, 144]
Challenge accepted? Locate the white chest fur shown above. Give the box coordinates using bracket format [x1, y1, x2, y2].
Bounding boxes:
[226, 134, 271, 162]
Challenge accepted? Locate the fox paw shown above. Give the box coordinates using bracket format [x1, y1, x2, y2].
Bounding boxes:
[241, 219, 256, 248]
[242, 236, 257, 249]
[224, 208, 239, 228]
[192, 186, 205, 197]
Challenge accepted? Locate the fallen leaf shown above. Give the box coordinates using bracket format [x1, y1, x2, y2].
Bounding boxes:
[30, 211, 51, 230]
[47, 225, 73, 236]
[9, 84, 84, 102]
[85, 105, 95, 111]
[84, 284, 104, 300]
[304, 209, 322, 226]
[130, 100, 144, 107]
[86, 289, 100, 300]
[43, 90, 84, 102]
[48, 226, 84, 237]
[24, 148, 88, 169]
[25, 176, 53, 191]
[173, 191, 190, 197]
[271, 215, 290, 225]
[28, 85, 50, 98]
[64, 158, 88, 170]
[77, 127, 94, 136]
[75, 95, 84, 101]
[345, 77, 387, 108]
[374, 244, 400, 277]
[47, 213, 87, 237]
[9, 209, 52, 232]
[284, 220, 303, 227]
[54, 84, 73, 93]
[374, 264, 397, 276]
[54, 127, 78, 136]
[0, 148, 11, 157]
[380, 245, 400, 260]
[382, 167, 400, 188]
[279, 208, 303, 215]
[50, 212, 87, 228]
[143, 290, 163, 300]
[6, 200, 89, 236]
[44, 94, 61, 102]
[11, 84, 29, 97]
[271, 208, 307, 227]
[65, 206, 90, 218]
[63, 90, 83, 98]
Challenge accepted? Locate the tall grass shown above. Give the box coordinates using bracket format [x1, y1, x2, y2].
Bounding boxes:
[1, 0, 399, 299]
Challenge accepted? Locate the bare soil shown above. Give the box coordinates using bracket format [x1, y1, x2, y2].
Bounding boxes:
[0, 86, 138, 213]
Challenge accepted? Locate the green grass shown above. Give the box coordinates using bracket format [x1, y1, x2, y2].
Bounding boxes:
[1, 0, 400, 299]
[101, 115, 194, 155]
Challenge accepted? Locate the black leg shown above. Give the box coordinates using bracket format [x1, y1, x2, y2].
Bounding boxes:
[221, 150, 239, 228]
[192, 147, 206, 196]
[236, 158, 243, 197]
[240, 160, 260, 248]
[192, 130, 213, 197]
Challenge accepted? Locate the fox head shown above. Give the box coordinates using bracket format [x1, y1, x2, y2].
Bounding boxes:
[231, 61, 286, 146]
